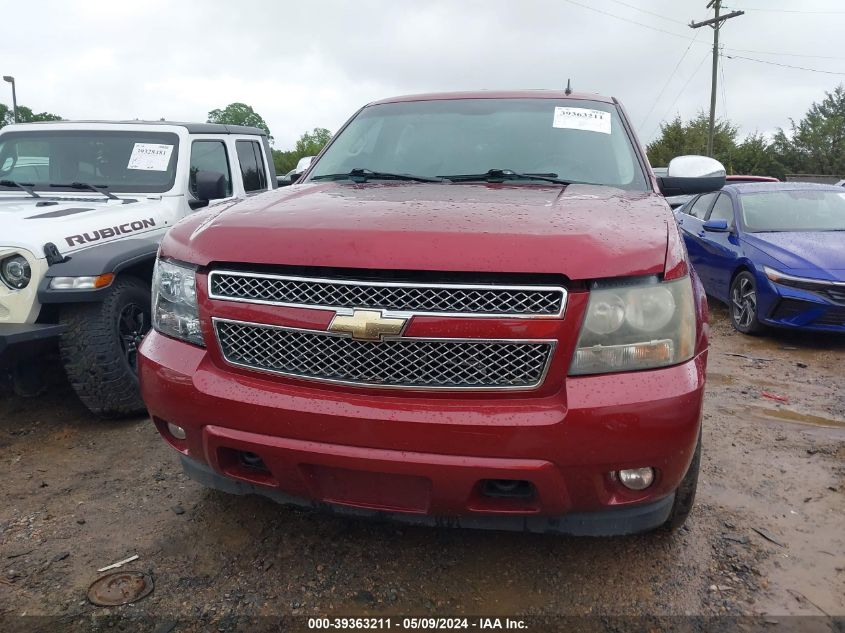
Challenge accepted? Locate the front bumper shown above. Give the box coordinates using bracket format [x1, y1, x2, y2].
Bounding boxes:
[0, 323, 65, 365]
[181, 454, 675, 535]
[756, 271, 845, 332]
[139, 330, 706, 534]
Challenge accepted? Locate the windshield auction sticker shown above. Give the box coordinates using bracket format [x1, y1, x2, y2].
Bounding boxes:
[127, 143, 174, 171]
[552, 107, 611, 134]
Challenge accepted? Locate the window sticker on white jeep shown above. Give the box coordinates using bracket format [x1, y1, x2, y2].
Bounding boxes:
[552, 107, 611, 134]
[127, 143, 174, 171]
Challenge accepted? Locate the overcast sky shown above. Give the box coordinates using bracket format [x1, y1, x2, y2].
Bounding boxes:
[3, 0, 844, 149]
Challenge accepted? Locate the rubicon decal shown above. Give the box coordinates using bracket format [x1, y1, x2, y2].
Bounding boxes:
[65, 219, 156, 246]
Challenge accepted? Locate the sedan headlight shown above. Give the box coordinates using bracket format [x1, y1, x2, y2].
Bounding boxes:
[570, 276, 695, 375]
[152, 258, 204, 346]
[1, 254, 32, 290]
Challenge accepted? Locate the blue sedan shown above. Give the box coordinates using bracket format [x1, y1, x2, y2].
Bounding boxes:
[675, 182, 845, 334]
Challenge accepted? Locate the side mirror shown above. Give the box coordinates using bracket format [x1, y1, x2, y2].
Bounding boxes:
[195, 170, 228, 201]
[295, 156, 314, 173]
[703, 219, 730, 232]
[282, 156, 316, 186]
[658, 156, 726, 197]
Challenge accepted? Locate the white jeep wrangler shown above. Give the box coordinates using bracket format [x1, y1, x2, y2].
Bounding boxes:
[0, 120, 276, 416]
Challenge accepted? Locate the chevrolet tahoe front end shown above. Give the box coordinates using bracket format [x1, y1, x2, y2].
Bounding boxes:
[138, 91, 724, 535]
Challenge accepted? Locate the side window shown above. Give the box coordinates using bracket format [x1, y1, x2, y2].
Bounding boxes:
[236, 140, 267, 193]
[189, 140, 232, 198]
[686, 192, 717, 219]
[707, 193, 735, 226]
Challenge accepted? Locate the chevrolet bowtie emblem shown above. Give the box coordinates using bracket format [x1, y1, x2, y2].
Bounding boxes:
[328, 309, 407, 341]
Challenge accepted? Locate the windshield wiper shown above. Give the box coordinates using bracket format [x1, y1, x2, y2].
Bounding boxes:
[0, 179, 40, 198]
[49, 181, 119, 200]
[311, 168, 444, 183]
[438, 169, 576, 186]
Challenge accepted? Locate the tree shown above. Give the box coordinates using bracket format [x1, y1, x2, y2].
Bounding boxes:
[295, 127, 332, 157]
[272, 128, 333, 175]
[772, 84, 845, 176]
[730, 133, 787, 181]
[207, 102, 272, 139]
[647, 112, 789, 178]
[1, 103, 62, 128]
[646, 112, 738, 168]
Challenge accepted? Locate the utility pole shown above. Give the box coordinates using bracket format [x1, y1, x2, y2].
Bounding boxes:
[690, 1, 743, 157]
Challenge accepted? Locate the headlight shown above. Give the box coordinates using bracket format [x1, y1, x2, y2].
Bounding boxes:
[570, 276, 695, 375]
[49, 273, 114, 290]
[764, 266, 843, 290]
[152, 258, 204, 346]
[1, 255, 31, 290]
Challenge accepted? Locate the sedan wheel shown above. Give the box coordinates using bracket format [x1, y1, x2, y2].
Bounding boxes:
[730, 272, 763, 335]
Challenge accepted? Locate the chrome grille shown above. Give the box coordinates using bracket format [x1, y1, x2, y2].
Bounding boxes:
[214, 319, 554, 390]
[209, 271, 566, 317]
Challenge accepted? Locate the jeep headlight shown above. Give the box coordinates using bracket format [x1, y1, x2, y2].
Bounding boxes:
[1, 255, 31, 290]
[569, 275, 695, 375]
[152, 258, 204, 346]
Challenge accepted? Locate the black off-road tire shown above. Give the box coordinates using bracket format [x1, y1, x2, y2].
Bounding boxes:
[664, 433, 701, 531]
[58, 276, 151, 418]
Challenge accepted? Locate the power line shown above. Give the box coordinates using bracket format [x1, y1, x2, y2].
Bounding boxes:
[561, 0, 845, 61]
[640, 31, 702, 130]
[649, 50, 713, 142]
[725, 47, 845, 60]
[560, 0, 696, 42]
[725, 4, 845, 14]
[603, 0, 688, 26]
[723, 53, 845, 75]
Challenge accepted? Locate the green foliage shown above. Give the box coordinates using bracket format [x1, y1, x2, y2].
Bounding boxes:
[729, 133, 787, 181]
[272, 128, 333, 175]
[207, 102, 272, 139]
[772, 85, 845, 176]
[647, 85, 845, 179]
[295, 127, 332, 156]
[646, 112, 738, 168]
[0, 102, 62, 128]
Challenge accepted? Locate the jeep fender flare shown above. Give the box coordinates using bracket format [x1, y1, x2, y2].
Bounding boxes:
[38, 238, 160, 304]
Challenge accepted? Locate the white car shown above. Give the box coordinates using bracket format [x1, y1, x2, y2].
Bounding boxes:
[0, 120, 277, 416]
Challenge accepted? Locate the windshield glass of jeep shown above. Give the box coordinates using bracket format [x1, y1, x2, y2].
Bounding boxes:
[307, 98, 648, 190]
[0, 130, 180, 194]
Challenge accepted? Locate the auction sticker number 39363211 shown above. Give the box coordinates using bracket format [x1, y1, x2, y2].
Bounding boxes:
[552, 107, 611, 134]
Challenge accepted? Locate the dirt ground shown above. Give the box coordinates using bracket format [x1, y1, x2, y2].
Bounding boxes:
[0, 302, 843, 632]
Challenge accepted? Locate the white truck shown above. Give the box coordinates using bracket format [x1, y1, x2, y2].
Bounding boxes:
[0, 120, 277, 416]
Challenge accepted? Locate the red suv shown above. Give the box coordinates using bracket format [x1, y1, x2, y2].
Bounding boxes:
[139, 91, 725, 535]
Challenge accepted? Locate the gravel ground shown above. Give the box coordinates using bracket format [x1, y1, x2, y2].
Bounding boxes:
[0, 303, 843, 632]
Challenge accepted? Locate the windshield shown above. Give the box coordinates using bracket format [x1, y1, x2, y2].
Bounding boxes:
[739, 189, 845, 232]
[307, 98, 648, 190]
[0, 130, 180, 194]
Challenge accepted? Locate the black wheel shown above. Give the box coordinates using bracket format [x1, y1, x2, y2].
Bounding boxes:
[664, 433, 701, 531]
[729, 271, 763, 335]
[58, 276, 151, 418]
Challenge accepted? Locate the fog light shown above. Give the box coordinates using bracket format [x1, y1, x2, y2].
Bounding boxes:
[617, 467, 655, 490]
[166, 422, 187, 440]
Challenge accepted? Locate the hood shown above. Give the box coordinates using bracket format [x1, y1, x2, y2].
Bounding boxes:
[742, 231, 845, 278]
[166, 183, 671, 281]
[0, 194, 173, 258]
